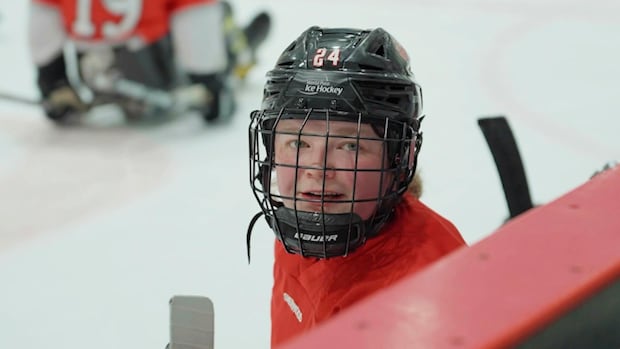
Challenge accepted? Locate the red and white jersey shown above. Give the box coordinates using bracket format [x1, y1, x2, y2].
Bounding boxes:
[30, 0, 227, 74]
[33, 0, 215, 44]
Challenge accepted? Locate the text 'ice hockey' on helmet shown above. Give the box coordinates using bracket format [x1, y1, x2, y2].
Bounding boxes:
[247, 26, 425, 260]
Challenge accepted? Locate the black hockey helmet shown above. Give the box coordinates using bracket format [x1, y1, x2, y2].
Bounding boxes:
[247, 26, 424, 259]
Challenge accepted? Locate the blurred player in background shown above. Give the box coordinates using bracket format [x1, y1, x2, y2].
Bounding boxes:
[28, 0, 270, 124]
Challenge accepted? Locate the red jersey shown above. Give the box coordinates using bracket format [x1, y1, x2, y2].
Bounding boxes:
[34, 0, 215, 44]
[271, 193, 467, 347]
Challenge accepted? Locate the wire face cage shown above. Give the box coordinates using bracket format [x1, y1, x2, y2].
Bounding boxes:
[249, 108, 420, 258]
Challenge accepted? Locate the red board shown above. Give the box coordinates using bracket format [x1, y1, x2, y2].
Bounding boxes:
[279, 166, 620, 349]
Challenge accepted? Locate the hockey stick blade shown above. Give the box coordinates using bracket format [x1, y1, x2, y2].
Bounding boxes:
[478, 116, 534, 219]
[0, 91, 41, 106]
[167, 295, 214, 349]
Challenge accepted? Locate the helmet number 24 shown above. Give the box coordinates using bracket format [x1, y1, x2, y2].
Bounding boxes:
[312, 48, 341, 67]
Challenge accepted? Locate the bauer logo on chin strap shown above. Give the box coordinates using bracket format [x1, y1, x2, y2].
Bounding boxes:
[274, 208, 364, 243]
[293, 232, 339, 242]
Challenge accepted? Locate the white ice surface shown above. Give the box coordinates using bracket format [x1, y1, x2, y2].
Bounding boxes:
[0, 1, 618, 348]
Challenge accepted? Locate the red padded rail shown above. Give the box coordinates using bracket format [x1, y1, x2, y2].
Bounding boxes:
[279, 166, 620, 349]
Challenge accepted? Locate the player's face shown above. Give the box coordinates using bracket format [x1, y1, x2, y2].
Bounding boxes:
[273, 119, 392, 220]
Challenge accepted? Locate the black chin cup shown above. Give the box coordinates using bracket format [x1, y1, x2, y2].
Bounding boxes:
[271, 207, 366, 258]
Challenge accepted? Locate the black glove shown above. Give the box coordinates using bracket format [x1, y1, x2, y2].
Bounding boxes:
[187, 73, 235, 122]
[37, 54, 87, 123]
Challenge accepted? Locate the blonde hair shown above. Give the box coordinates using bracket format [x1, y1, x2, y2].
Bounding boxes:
[408, 172, 423, 198]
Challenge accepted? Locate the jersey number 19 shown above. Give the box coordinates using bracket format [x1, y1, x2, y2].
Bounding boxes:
[72, 0, 143, 38]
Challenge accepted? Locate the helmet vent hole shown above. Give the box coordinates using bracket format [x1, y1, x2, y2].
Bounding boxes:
[276, 60, 295, 68]
[386, 97, 400, 105]
[358, 64, 382, 71]
[374, 45, 385, 57]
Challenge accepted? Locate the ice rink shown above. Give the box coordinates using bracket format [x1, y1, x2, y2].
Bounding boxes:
[0, 1, 618, 348]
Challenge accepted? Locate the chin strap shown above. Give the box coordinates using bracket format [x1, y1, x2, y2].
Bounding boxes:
[246, 211, 265, 264]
